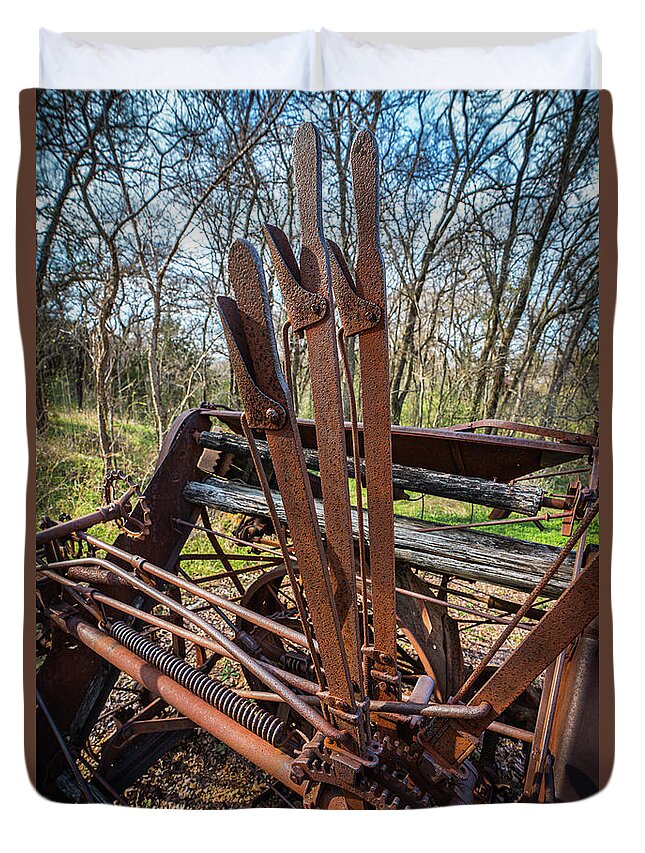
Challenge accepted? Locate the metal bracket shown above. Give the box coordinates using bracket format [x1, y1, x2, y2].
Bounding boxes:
[216, 294, 287, 431]
[328, 239, 382, 336]
[362, 645, 402, 700]
[561, 479, 582, 537]
[264, 224, 328, 334]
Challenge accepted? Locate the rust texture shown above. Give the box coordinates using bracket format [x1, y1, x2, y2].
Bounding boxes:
[221, 239, 357, 714]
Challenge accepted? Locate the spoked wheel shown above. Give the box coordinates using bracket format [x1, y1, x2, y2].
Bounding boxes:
[236, 566, 316, 735]
[236, 564, 463, 704]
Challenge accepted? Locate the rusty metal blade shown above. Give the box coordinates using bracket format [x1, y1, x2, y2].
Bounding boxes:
[222, 238, 356, 708]
[349, 131, 399, 689]
[263, 122, 362, 688]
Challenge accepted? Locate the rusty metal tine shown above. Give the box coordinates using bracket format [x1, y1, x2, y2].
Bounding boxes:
[292, 123, 325, 272]
[349, 130, 399, 697]
[264, 224, 301, 288]
[224, 238, 357, 712]
[268, 122, 362, 690]
[264, 223, 329, 336]
[216, 293, 287, 433]
[328, 240, 382, 338]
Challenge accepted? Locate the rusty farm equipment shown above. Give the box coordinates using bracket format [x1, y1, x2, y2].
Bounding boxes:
[35, 123, 600, 809]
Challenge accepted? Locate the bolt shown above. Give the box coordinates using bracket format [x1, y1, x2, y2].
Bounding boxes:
[312, 297, 326, 316]
[265, 407, 281, 426]
[291, 765, 306, 783]
[365, 306, 381, 324]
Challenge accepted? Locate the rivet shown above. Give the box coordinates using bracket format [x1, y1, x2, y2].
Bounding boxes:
[312, 297, 326, 316]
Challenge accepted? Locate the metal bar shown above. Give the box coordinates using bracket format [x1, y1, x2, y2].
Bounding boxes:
[220, 240, 356, 709]
[36, 501, 127, 546]
[420, 513, 567, 533]
[44, 576, 230, 659]
[240, 414, 326, 690]
[176, 553, 282, 564]
[512, 466, 591, 483]
[207, 409, 593, 480]
[445, 420, 597, 447]
[389, 582, 534, 631]
[264, 123, 361, 687]
[172, 517, 286, 558]
[233, 690, 533, 743]
[348, 131, 398, 693]
[71, 748, 130, 806]
[527, 456, 598, 795]
[338, 329, 371, 655]
[487, 721, 534, 744]
[198, 508, 246, 594]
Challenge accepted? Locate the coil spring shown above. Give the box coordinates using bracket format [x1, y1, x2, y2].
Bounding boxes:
[109, 621, 287, 747]
[280, 651, 314, 679]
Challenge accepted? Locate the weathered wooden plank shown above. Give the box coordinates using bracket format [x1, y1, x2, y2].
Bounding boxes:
[198, 430, 543, 515]
[183, 477, 575, 595]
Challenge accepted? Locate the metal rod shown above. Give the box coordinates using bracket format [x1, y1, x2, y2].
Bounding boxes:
[49, 552, 342, 741]
[172, 517, 287, 558]
[339, 327, 370, 690]
[420, 512, 566, 533]
[36, 686, 97, 803]
[177, 553, 281, 564]
[487, 720, 534, 744]
[36, 501, 128, 546]
[512, 466, 591, 483]
[71, 748, 130, 806]
[80, 534, 313, 652]
[392, 583, 534, 631]
[452, 499, 599, 704]
[197, 507, 246, 594]
[47, 578, 230, 659]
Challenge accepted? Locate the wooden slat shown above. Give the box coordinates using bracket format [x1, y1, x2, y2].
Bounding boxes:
[199, 430, 544, 515]
[184, 478, 575, 596]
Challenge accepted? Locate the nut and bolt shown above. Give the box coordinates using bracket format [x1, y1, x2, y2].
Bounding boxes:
[312, 297, 327, 316]
[265, 407, 282, 426]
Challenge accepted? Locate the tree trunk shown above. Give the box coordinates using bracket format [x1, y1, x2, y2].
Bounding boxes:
[148, 287, 165, 449]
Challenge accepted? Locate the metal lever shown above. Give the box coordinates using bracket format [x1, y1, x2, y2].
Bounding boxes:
[217, 238, 359, 721]
[264, 123, 363, 691]
[329, 130, 400, 701]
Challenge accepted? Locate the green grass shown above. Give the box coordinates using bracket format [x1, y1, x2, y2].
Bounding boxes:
[36, 408, 158, 533]
[36, 406, 276, 580]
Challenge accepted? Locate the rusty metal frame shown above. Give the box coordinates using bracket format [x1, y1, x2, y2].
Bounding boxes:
[34, 120, 601, 809]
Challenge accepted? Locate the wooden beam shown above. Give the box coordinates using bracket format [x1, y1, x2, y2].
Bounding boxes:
[199, 430, 544, 515]
[184, 477, 575, 595]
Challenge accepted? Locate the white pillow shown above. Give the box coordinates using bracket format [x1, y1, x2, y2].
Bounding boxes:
[39, 29, 316, 90]
[321, 30, 601, 91]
